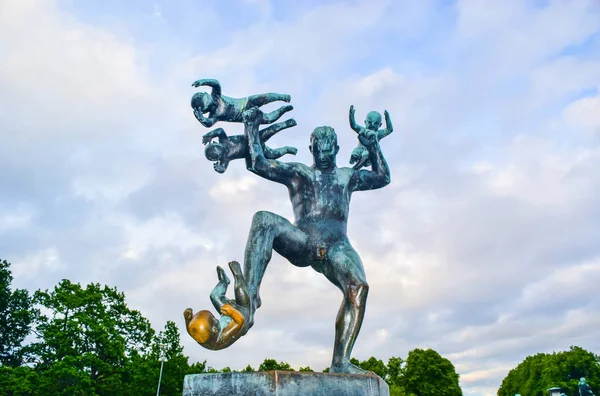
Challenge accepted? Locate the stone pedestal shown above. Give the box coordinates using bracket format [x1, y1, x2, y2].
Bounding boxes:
[183, 370, 390, 396]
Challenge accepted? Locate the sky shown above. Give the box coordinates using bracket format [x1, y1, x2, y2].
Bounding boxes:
[1, 0, 599, 394]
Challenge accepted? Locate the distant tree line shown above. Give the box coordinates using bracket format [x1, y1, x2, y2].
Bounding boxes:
[498, 346, 600, 396]
[3, 258, 597, 396]
[0, 259, 464, 395]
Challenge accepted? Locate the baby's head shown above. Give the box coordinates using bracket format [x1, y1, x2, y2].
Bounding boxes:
[205, 142, 226, 162]
[204, 143, 228, 173]
[364, 111, 382, 131]
[191, 92, 210, 112]
[185, 309, 219, 345]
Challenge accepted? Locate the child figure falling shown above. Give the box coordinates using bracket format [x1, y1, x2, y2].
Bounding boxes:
[183, 261, 250, 350]
[191, 79, 293, 127]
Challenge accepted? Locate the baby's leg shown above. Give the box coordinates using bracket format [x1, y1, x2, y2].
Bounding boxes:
[259, 119, 297, 142]
[246, 93, 291, 108]
[260, 105, 294, 124]
[210, 266, 230, 312]
[229, 261, 251, 309]
[264, 145, 298, 159]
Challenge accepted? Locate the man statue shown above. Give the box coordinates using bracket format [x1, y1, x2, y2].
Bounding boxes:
[580, 377, 595, 396]
[239, 107, 391, 374]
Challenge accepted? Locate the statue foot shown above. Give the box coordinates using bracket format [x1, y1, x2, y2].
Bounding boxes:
[216, 266, 230, 285]
[329, 362, 372, 375]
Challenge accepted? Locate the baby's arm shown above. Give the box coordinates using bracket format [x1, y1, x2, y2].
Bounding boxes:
[349, 105, 362, 134]
[194, 109, 217, 128]
[202, 128, 228, 145]
[191, 78, 222, 97]
[219, 304, 245, 341]
[377, 110, 394, 139]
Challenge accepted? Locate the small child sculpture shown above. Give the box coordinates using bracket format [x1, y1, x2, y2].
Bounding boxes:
[183, 261, 250, 350]
[580, 378, 595, 396]
[202, 118, 298, 173]
[348, 105, 393, 170]
[191, 78, 293, 127]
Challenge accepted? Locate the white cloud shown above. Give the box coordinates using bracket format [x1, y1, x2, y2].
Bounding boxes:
[1, 1, 600, 395]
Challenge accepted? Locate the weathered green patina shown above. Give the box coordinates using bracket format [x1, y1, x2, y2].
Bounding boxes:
[186, 79, 392, 376]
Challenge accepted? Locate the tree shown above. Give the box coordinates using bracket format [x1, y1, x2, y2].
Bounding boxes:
[402, 348, 462, 396]
[0, 259, 37, 367]
[31, 279, 155, 395]
[258, 358, 295, 371]
[299, 366, 314, 372]
[127, 320, 190, 395]
[498, 346, 600, 396]
[352, 356, 388, 379]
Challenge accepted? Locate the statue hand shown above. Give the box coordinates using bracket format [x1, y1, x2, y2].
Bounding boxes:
[349, 105, 355, 116]
[358, 129, 377, 146]
[194, 108, 205, 120]
[384, 110, 390, 119]
[242, 106, 262, 124]
[202, 133, 213, 145]
[191, 79, 205, 88]
[220, 304, 234, 317]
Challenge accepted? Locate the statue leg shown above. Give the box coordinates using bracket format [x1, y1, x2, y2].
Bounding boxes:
[259, 119, 297, 142]
[229, 261, 250, 309]
[260, 105, 294, 124]
[246, 93, 291, 108]
[209, 266, 231, 312]
[243, 211, 309, 329]
[315, 240, 370, 374]
[263, 145, 298, 159]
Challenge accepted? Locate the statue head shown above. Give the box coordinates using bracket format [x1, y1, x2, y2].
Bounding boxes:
[205, 143, 229, 173]
[580, 377, 587, 385]
[191, 92, 212, 112]
[186, 309, 219, 344]
[309, 126, 339, 171]
[365, 111, 382, 131]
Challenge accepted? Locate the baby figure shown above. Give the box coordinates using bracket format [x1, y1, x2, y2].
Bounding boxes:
[191, 78, 293, 127]
[203, 118, 298, 173]
[184, 261, 250, 350]
[348, 105, 393, 170]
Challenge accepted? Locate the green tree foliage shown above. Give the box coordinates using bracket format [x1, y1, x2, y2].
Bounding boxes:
[299, 366, 314, 372]
[402, 348, 462, 396]
[498, 346, 600, 396]
[258, 358, 295, 371]
[352, 356, 389, 379]
[31, 279, 155, 395]
[0, 259, 37, 367]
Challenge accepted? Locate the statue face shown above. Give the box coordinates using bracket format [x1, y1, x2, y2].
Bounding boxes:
[365, 111, 382, 131]
[311, 139, 338, 170]
[309, 127, 339, 170]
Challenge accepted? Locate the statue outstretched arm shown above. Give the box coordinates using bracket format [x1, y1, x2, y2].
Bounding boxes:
[244, 108, 301, 186]
[349, 105, 362, 134]
[191, 78, 222, 96]
[378, 110, 394, 139]
[350, 131, 391, 191]
[202, 128, 228, 144]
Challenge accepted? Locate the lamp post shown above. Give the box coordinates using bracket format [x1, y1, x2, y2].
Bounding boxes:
[156, 343, 167, 396]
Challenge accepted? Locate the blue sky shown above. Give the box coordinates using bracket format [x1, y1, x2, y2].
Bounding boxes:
[1, 1, 600, 395]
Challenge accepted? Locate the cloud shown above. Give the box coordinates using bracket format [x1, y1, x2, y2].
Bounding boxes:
[1, 1, 600, 395]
